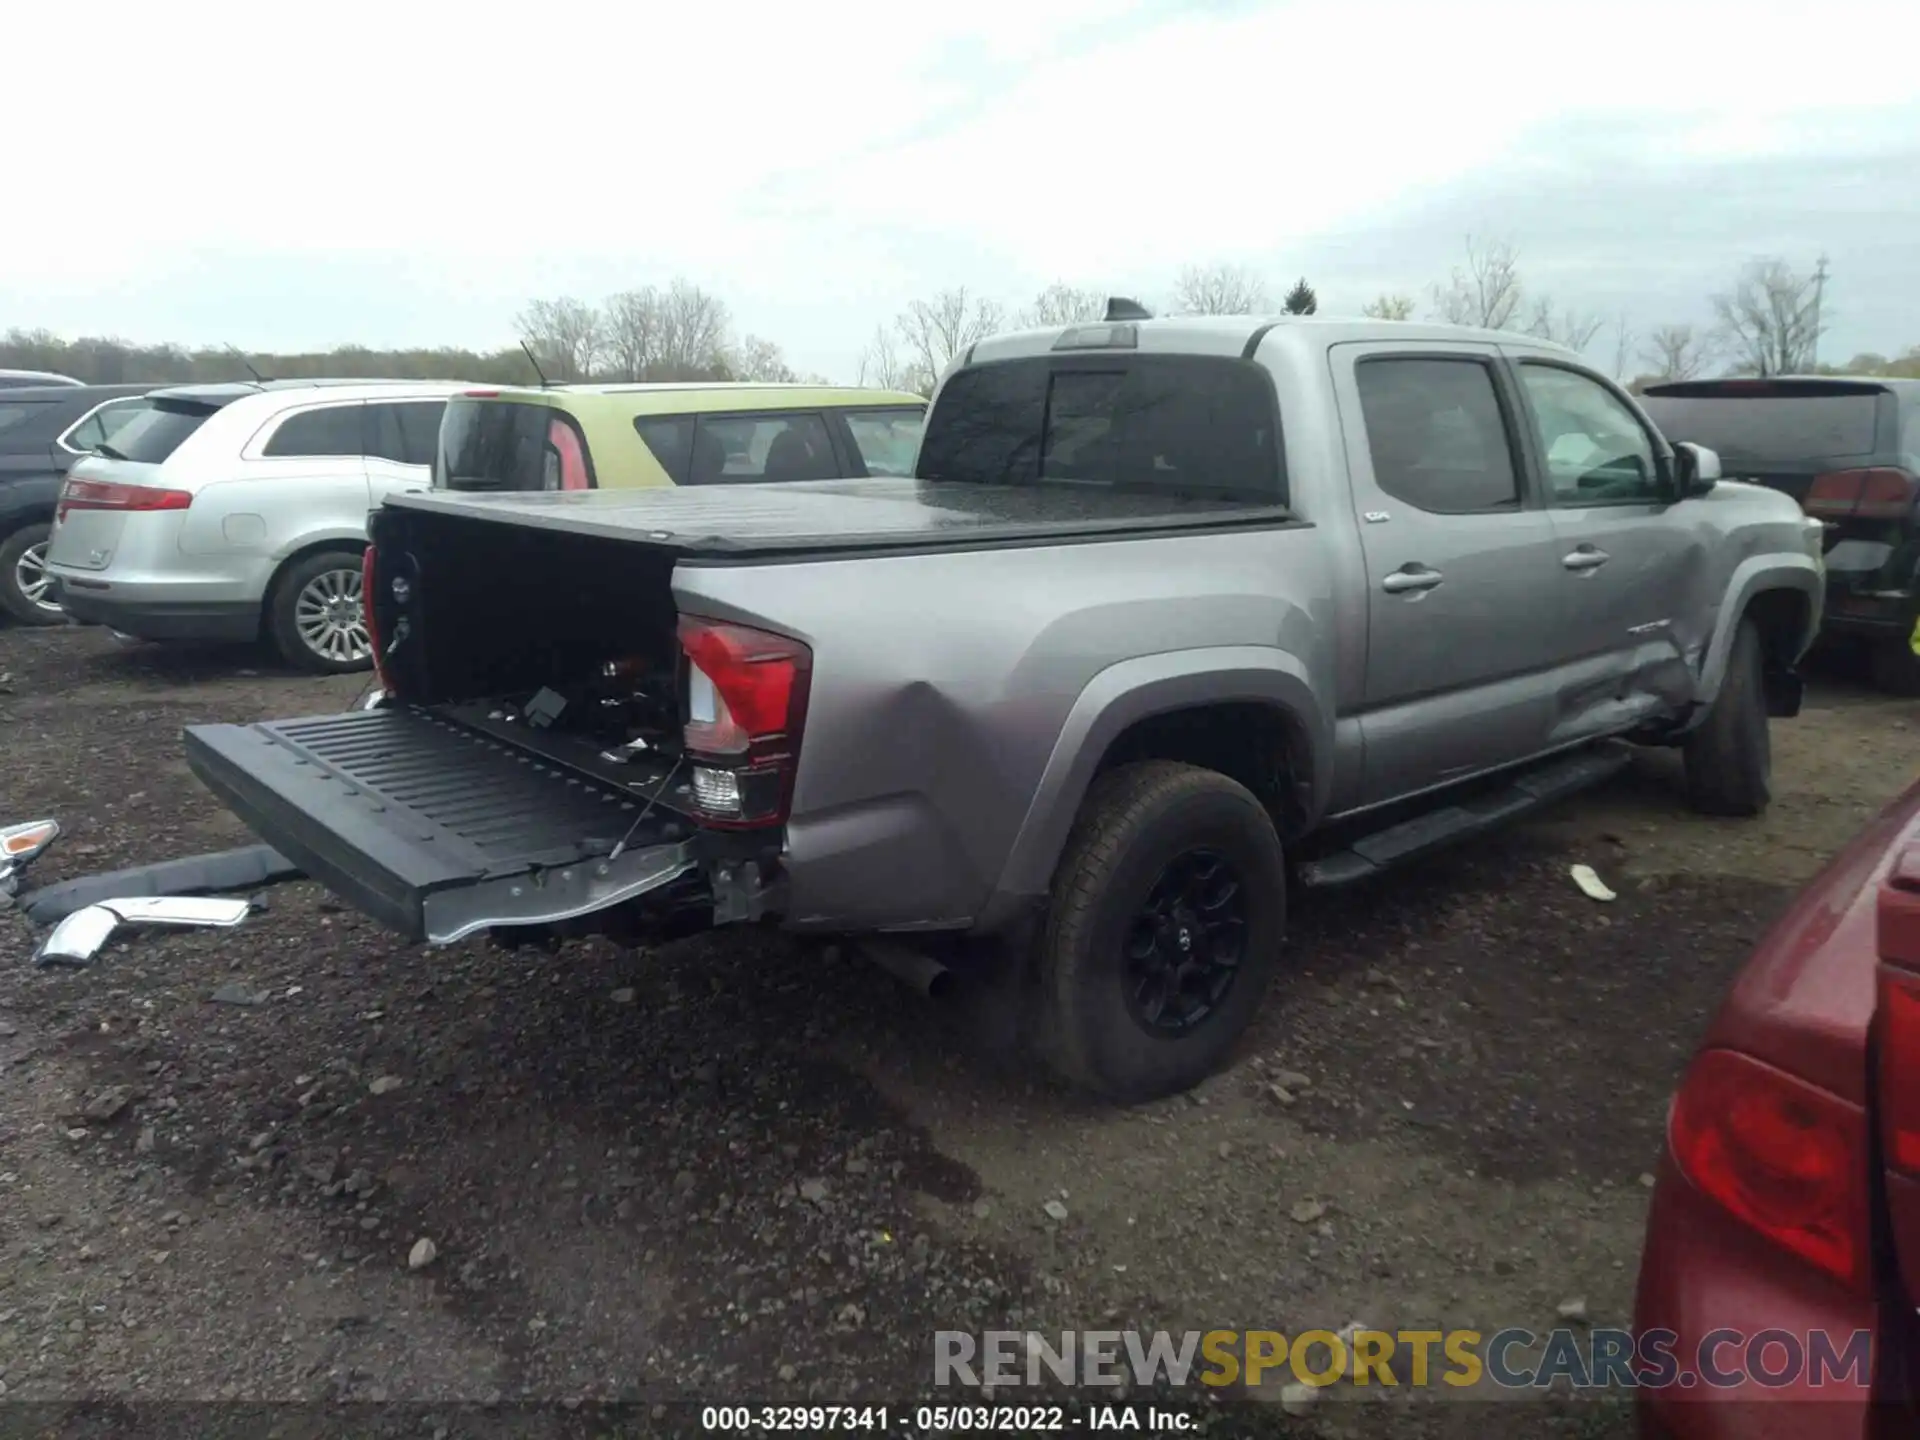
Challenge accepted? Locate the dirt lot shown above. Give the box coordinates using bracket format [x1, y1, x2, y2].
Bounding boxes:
[2, 623, 1917, 1437]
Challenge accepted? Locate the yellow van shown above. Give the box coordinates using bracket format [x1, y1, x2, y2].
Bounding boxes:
[433, 382, 926, 492]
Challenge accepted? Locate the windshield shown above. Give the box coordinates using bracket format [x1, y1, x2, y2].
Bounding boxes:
[916, 355, 1284, 502]
[1640, 389, 1882, 464]
[436, 399, 552, 491]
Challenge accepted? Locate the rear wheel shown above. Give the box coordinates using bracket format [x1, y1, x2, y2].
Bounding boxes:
[1683, 618, 1771, 816]
[0, 523, 67, 626]
[267, 549, 371, 674]
[1035, 761, 1286, 1102]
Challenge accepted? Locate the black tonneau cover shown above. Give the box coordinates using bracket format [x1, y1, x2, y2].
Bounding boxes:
[383, 477, 1298, 562]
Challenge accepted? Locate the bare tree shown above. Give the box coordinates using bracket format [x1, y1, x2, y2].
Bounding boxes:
[654, 280, 731, 379]
[1023, 283, 1108, 328]
[1710, 258, 1828, 377]
[1521, 297, 1604, 354]
[1610, 313, 1635, 381]
[1361, 294, 1417, 321]
[1429, 236, 1523, 331]
[856, 324, 914, 391]
[514, 297, 602, 381]
[1640, 323, 1718, 382]
[1173, 263, 1270, 316]
[601, 288, 663, 381]
[731, 335, 798, 383]
[895, 287, 1005, 394]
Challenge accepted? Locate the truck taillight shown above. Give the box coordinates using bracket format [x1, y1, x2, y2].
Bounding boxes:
[1668, 1046, 1870, 1291]
[57, 478, 192, 521]
[1804, 467, 1917, 520]
[362, 545, 393, 693]
[677, 615, 811, 830]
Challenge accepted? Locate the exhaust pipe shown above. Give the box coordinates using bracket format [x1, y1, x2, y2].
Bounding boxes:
[858, 940, 953, 1000]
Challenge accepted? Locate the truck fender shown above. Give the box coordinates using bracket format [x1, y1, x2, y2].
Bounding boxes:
[1691, 553, 1823, 717]
[988, 647, 1331, 911]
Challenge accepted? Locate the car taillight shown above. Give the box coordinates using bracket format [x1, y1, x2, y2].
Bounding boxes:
[57, 478, 192, 521]
[1804, 468, 1917, 520]
[362, 545, 393, 692]
[1877, 846, 1920, 1173]
[548, 418, 590, 491]
[1669, 1047, 1870, 1291]
[677, 615, 811, 830]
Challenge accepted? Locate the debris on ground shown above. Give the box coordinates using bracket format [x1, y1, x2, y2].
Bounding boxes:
[1571, 864, 1618, 902]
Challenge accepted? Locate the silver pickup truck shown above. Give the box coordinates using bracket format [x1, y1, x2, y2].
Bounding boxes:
[184, 314, 1825, 1101]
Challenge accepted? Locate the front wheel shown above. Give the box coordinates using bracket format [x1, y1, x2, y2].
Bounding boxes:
[0, 523, 67, 626]
[1683, 618, 1771, 816]
[1036, 760, 1286, 1102]
[267, 549, 372, 674]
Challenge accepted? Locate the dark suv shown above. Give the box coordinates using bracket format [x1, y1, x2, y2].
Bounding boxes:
[0, 383, 156, 624]
[1641, 376, 1920, 692]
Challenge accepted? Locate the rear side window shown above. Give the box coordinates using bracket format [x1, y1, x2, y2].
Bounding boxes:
[0, 401, 55, 436]
[1355, 358, 1520, 513]
[634, 416, 694, 484]
[843, 407, 924, 476]
[1639, 387, 1882, 463]
[692, 413, 838, 484]
[264, 404, 365, 458]
[99, 398, 222, 464]
[916, 356, 1283, 501]
[366, 401, 446, 467]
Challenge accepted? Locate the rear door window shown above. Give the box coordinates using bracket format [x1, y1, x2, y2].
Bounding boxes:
[0, 400, 56, 437]
[1354, 358, 1521, 513]
[263, 403, 367, 458]
[841, 407, 924, 476]
[690, 413, 838, 484]
[366, 401, 447, 466]
[98, 398, 224, 464]
[916, 356, 1284, 502]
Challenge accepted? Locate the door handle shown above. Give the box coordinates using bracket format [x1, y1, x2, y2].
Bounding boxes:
[1381, 566, 1443, 594]
[1563, 546, 1610, 572]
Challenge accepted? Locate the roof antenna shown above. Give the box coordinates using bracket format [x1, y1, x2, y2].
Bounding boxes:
[227, 346, 270, 384]
[1104, 297, 1153, 322]
[519, 341, 552, 388]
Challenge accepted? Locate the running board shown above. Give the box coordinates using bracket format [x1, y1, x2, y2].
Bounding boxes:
[1297, 743, 1632, 889]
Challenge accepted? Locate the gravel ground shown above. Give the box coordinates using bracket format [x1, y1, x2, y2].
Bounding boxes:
[2, 624, 1917, 1438]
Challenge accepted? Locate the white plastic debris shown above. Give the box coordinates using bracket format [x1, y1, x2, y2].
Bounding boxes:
[1570, 864, 1617, 902]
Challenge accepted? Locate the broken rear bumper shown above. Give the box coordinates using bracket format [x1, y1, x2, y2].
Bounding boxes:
[183, 708, 765, 944]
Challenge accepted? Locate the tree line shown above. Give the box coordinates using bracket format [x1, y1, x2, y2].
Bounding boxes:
[6, 239, 1916, 394]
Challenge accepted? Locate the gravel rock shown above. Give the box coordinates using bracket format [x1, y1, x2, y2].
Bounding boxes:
[1042, 1200, 1069, 1222]
[1280, 1381, 1319, 1416]
[1556, 1297, 1589, 1323]
[208, 983, 265, 1007]
[1289, 1200, 1327, 1224]
[408, 1238, 439, 1270]
[798, 1178, 830, 1204]
[368, 1076, 404, 1096]
[83, 1087, 133, 1123]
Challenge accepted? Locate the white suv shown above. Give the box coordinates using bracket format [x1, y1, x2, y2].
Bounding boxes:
[45, 379, 468, 673]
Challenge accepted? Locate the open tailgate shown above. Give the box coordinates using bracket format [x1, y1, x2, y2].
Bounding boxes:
[184, 707, 696, 943]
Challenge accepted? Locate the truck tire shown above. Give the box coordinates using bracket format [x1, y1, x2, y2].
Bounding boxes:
[0, 522, 66, 626]
[267, 549, 373, 674]
[1036, 760, 1286, 1102]
[1683, 618, 1771, 817]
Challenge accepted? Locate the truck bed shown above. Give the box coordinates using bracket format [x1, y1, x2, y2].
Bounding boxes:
[388, 477, 1299, 562]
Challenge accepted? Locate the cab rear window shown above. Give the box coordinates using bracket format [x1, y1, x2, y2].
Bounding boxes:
[437, 399, 594, 492]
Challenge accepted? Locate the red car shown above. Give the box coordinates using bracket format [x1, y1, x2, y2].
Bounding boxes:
[1636, 777, 1920, 1436]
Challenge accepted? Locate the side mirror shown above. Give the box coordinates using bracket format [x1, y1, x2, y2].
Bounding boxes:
[1673, 442, 1721, 497]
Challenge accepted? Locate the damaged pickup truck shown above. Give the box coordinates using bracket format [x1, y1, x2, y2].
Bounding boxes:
[183, 313, 1826, 1100]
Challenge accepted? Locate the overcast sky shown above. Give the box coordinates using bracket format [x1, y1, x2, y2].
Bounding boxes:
[9, 0, 1919, 378]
